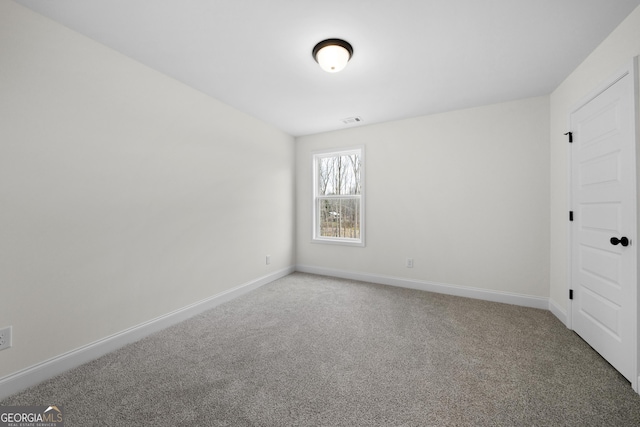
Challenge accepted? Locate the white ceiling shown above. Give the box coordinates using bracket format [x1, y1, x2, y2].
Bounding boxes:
[15, 0, 640, 136]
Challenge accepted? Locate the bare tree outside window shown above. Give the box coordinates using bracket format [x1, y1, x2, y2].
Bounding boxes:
[313, 148, 363, 245]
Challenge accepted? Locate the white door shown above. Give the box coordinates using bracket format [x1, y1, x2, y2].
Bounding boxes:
[570, 60, 638, 388]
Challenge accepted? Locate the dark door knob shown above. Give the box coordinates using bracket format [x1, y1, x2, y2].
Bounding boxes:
[610, 236, 629, 247]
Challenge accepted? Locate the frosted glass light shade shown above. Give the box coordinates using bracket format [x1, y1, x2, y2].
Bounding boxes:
[316, 45, 350, 72]
[313, 39, 353, 73]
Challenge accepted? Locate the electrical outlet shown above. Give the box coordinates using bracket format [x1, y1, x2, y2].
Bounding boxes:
[266, 255, 271, 265]
[406, 258, 414, 268]
[0, 326, 12, 351]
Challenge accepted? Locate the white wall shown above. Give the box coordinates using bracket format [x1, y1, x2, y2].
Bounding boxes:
[549, 5, 640, 321]
[0, 1, 294, 380]
[296, 96, 550, 299]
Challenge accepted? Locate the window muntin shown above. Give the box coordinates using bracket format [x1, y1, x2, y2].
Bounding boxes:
[313, 148, 364, 245]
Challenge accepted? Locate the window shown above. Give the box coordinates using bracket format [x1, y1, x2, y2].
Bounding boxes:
[313, 147, 364, 246]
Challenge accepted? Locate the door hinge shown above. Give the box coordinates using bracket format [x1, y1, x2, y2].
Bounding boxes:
[569, 289, 574, 300]
[569, 211, 574, 221]
[564, 131, 573, 143]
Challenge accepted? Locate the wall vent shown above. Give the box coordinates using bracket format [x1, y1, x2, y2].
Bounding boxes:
[342, 116, 363, 125]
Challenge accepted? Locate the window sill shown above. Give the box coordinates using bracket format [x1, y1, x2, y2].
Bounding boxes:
[311, 237, 365, 247]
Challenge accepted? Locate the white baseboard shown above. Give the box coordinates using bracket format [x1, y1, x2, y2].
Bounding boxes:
[296, 264, 549, 310]
[0, 266, 295, 401]
[548, 298, 568, 326]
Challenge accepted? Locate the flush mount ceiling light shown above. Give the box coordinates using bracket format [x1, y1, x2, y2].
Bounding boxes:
[312, 39, 353, 73]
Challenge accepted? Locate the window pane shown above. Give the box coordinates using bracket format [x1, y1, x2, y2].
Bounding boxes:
[317, 154, 361, 196]
[313, 147, 364, 245]
[318, 197, 360, 239]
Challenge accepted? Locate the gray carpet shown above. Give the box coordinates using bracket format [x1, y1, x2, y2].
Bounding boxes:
[3, 272, 640, 426]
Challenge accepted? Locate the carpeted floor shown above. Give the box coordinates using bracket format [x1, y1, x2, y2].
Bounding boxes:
[3, 272, 640, 426]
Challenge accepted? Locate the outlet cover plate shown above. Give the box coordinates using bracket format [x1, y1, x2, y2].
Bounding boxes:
[0, 326, 12, 351]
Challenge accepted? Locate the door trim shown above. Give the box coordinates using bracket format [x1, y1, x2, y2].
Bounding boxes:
[567, 56, 639, 392]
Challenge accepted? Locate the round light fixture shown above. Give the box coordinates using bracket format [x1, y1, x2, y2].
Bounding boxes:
[312, 39, 353, 73]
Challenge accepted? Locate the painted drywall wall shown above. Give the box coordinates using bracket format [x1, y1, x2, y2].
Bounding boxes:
[0, 1, 294, 379]
[549, 5, 640, 321]
[296, 96, 550, 298]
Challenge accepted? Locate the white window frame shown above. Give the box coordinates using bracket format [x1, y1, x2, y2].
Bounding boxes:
[312, 146, 365, 247]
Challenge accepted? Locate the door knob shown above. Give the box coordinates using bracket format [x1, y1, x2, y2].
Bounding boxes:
[610, 236, 630, 247]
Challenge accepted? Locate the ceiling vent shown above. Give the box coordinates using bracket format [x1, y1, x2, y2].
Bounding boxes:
[342, 116, 363, 125]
